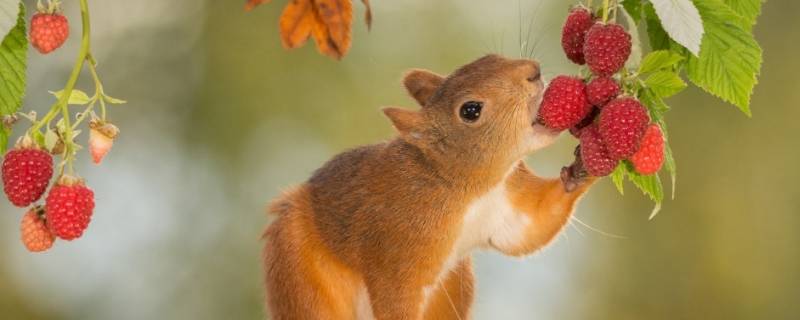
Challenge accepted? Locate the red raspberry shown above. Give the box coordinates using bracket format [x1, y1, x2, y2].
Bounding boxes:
[584, 23, 631, 77]
[45, 177, 95, 240]
[598, 98, 650, 160]
[538, 76, 591, 131]
[2, 147, 54, 207]
[629, 124, 665, 175]
[586, 77, 620, 106]
[561, 7, 594, 65]
[30, 12, 69, 54]
[21, 207, 55, 252]
[580, 125, 617, 176]
[569, 106, 599, 138]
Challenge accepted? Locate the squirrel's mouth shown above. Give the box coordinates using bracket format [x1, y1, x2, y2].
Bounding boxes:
[527, 85, 544, 127]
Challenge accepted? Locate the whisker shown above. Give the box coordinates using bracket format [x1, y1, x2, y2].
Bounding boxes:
[571, 216, 627, 239]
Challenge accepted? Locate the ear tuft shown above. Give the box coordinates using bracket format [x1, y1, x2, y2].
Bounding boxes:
[382, 107, 424, 137]
[403, 69, 444, 106]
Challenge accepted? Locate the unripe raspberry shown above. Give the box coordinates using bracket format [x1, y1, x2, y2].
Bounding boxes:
[89, 120, 119, 164]
[21, 207, 55, 252]
[45, 176, 95, 240]
[30, 12, 69, 54]
[538, 76, 591, 131]
[586, 77, 620, 106]
[2, 146, 54, 207]
[580, 125, 617, 176]
[584, 23, 632, 77]
[561, 7, 595, 65]
[629, 124, 665, 175]
[598, 98, 650, 160]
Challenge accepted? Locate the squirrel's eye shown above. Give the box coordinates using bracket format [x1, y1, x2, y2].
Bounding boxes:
[459, 101, 483, 123]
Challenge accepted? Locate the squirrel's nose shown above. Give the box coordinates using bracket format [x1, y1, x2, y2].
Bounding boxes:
[525, 61, 542, 82]
[527, 68, 541, 82]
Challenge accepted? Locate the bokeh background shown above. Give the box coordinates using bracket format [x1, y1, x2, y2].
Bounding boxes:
[1, 0, 798, 319]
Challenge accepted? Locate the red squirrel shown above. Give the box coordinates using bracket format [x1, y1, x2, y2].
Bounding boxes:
[262, 54, 596, 319]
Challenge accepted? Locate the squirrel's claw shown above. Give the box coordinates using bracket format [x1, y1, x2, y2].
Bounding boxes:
[561, 147, 590, 193]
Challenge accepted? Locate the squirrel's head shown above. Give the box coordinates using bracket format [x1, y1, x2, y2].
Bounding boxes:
[384, 54, 559, 172]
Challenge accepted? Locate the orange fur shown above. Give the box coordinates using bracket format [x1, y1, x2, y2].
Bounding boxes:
[263, 55, 595, 319]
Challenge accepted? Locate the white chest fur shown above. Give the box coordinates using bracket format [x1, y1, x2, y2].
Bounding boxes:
[421, 178, 533, 306]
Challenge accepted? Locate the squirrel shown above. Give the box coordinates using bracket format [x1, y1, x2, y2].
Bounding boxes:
[262, 54, 596, 320]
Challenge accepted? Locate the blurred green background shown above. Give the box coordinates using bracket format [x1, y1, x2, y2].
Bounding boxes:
[1, 0, 798, 319]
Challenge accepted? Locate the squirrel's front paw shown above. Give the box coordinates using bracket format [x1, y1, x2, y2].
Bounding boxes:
[561, 147, 592, 192]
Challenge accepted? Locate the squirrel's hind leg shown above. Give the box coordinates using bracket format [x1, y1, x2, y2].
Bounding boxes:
[262, 187, 361, 320]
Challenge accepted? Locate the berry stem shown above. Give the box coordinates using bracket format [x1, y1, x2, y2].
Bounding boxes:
[601, 0, 609, 23]
[29, 0, 92, 164]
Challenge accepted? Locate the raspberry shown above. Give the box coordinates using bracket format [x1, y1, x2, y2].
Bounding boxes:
[629, 124, 665, 175]
[21, 207, 55, 252]
[561, 7, 594, 65]
[598, 98, 650, 160]
[538, 76, 591, 131]
[586, 77, 620, 106]
[584, 23, 631, 77]
[580, 125, 617, 176]
[30, 12, 69, 54]
[2, 147, 54, 207]
[45, 177, 95, 240]
[89, 121, 119, 164]
[569, 106, 600, 138]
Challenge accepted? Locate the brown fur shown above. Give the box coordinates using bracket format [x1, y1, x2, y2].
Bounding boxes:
[263, 54, 595, 319]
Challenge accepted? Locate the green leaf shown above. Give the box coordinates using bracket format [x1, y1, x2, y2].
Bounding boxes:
[664, 141, 677, 199]
[610, 163, 626, 195]
[722, 0, 763, 30]
[0, 0, 20, 42]
[645, 71, 687, 98]
[639, 50, 685, 74]
[640, 87, 670, 120]
[50, 89, 92, 105]
[643, 3, 670, 51]
[0, 2, 24, 153]
[648, 0, 704, 55]
[621, 0, 643, 25]
[623, 161, 664, 219]
[103, 94, 127, 104]
[44, 128, 59, 152]
[686, 0, 762, 116]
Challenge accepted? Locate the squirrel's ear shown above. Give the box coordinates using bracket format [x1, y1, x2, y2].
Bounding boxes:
[382, 107, 425, 138]
[403, 69, 444, 107]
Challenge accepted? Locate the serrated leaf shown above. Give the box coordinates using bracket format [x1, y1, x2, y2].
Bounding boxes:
[0, 0, 19, 42]
[639, 50, 685, 74]
[623, 161, 664, 218]
[50, 89, 92, 105]
[645, 71, 687, 98]
[0, 2, 25, 117]
[621, 0, 644, 25]
[104, 95, 127, 104]
[723, 0, 763, 30]
[44, 128, 59, 152]
[686, 0, 762, 116]
[649, 0, 704, 56]
[611, 163, 626, 195]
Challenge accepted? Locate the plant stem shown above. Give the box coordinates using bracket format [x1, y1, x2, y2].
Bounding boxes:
[602, 0, 609, 23]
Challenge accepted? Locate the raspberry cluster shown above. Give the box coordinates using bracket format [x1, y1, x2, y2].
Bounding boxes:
[2, 138, 96, 252]
[537, 5, 664, 177]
